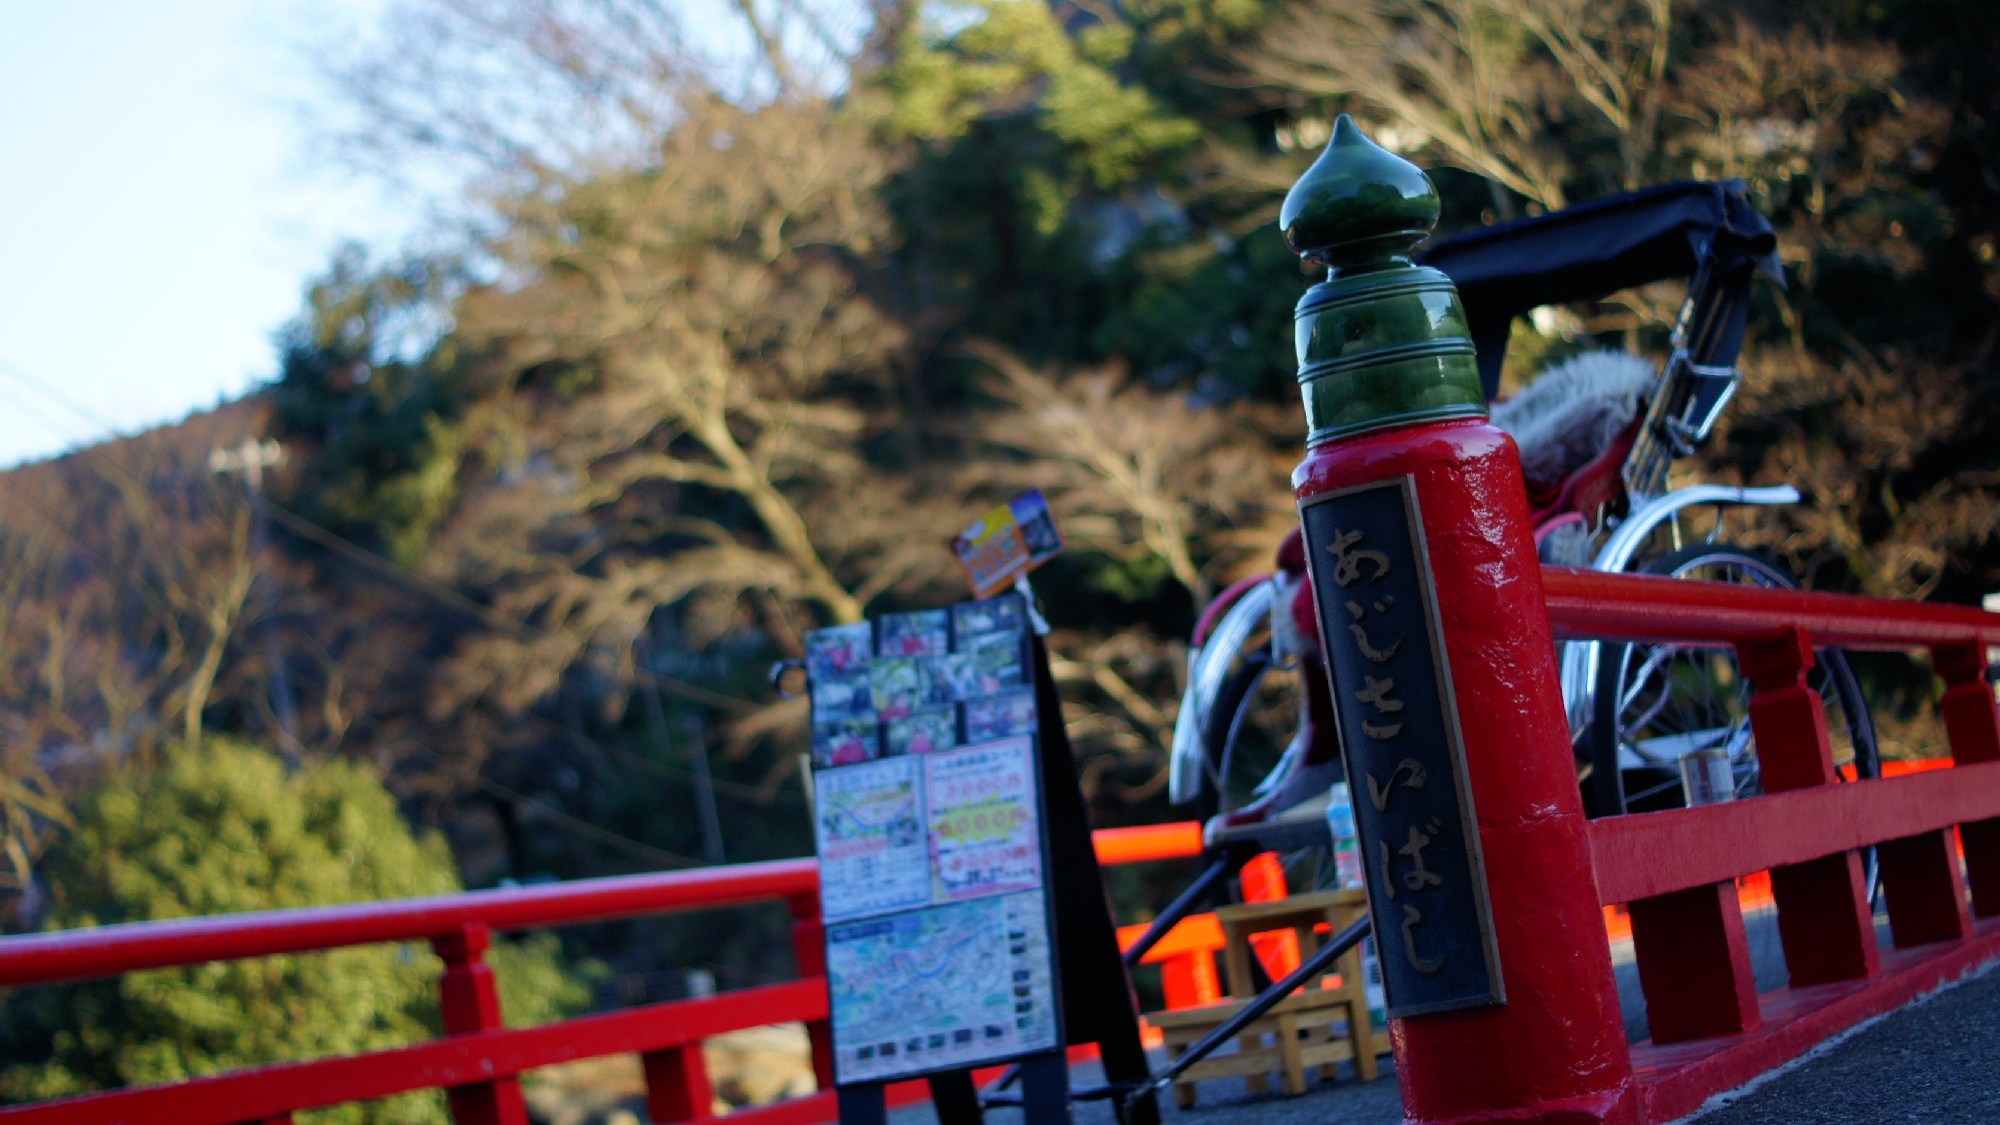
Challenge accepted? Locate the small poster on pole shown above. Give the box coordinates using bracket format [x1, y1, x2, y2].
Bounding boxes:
[804, 593, 1063, 1088]
[949, 490, 1065, 598]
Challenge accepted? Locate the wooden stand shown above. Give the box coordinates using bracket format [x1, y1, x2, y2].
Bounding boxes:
[1146, 889, 1386, 1107]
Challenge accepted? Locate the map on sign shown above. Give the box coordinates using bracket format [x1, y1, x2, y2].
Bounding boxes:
[804, 594, 1063, 1085]
[825, 891, 1057, 1083]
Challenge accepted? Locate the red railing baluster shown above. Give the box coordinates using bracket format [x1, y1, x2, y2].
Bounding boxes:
[1739, 628, 1879, 986]
[1876, 828, 1974, 947]
[787, 890, 835, 1091]
[1627, 884, 1760, 1043]
[642, 1044, 715, 1122]
[1867, 644, 1977, 948]
[1935, 641, 2000, 917]
[432, 922, 529, 1125]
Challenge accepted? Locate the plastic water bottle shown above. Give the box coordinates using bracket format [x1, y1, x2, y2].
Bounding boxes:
[1324, 782, 1364, 889]
[1360, 938, 1388, 1031]
[1325, 782, 1388, 1029]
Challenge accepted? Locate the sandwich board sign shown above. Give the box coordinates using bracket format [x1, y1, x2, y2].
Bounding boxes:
[804, 593, 1068, 1119]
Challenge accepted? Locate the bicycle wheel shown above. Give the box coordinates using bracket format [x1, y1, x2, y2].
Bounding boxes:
[1194, 649, 1276, 826]
[1587, 544, 1881, 817]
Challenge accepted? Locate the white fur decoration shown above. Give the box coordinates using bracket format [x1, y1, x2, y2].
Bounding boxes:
[1490, 350, 1658, 485]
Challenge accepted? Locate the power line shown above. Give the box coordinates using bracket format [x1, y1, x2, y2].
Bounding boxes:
[249, 500, 799, 805]
[255, 497, 760, 715]
[0, 357, 797, 811]
[476, 776, 704, 869]
[0, 377, 92, 454]
[0, 355, 126, 437]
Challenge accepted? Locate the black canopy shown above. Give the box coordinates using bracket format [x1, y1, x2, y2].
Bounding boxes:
[1416, 180, 1782, 399]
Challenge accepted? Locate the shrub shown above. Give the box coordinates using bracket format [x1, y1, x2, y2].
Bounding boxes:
[0, 739, 594, 1124]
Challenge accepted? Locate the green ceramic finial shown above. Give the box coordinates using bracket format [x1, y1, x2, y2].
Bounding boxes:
[1281, 114, 1440, 267]
[1283, 116, 1484, 444]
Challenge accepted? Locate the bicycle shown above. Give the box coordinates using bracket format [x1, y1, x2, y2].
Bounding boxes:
[1170, 180, 1881, 893]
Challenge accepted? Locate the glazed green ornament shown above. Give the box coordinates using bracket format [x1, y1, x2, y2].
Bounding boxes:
[1282, 115, 1485, 445]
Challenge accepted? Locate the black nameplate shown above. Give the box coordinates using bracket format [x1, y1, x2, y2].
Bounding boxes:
[1299, 476, 1503, 1017]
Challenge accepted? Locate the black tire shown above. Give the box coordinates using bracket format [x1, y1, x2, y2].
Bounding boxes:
[1200, 649, 1356, 894]
[1587, 544, 1881, 818]
[1195, 650, 1275, 826]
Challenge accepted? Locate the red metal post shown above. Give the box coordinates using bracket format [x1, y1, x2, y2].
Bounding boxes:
[1934, 641, 2000, 917]
[432, 923, 529, 1125]
[1737, 630, 1879, 986]
[1281, 117, 1634, 1124]
[642, 1044, 716, 1122]
[787, 891, 835, 1090]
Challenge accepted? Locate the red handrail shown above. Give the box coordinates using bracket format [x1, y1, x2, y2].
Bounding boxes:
[1588, 758, 2000, 903]
[0, 858, 820, 989]
[0, 823, 1209, 1125]
[1543, 565, 2000, 648]
[1541, 563, 2000, 1124]
[0, 982, 829, 1125]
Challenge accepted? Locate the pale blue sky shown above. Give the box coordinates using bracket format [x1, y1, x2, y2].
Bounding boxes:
[0, 0, 401, 467]
[0, 2, 835, 469]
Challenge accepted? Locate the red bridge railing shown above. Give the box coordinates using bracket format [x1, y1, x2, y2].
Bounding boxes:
[0, 827, 1203, 1125]
[1543, 565, 2000, 1124]
[9, 569, 1998, 1125]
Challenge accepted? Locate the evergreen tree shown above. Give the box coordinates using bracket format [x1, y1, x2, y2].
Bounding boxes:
[0, 740, 592, 1125]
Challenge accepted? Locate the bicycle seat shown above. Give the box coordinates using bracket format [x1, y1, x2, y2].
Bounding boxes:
[1418, 181, 1782, 402]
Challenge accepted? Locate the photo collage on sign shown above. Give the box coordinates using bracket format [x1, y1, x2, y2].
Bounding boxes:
[805, 597, 1031, 769]
[805, 594, 1058, 1083]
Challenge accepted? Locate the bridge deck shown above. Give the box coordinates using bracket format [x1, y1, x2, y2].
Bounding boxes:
[888, 908, 2000, 1125]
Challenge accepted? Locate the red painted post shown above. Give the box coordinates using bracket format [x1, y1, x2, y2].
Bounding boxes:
[1627, 884, 1759, 1044]
[1737, 630, 1879, 986]
[432, 923, 529, 1125]
[1877, 828, 1973, 947]
[1161, 950, 1221, 1010]
[1934, 641, 2000, 917]
[642, 1044, 716, 1122]
[1281, 117, 1634, 1124]
[787, 891, 835, 1090]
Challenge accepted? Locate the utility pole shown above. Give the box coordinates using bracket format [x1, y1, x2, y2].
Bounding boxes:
[636, 636, 726, 865]
[210, 437, 300, 765]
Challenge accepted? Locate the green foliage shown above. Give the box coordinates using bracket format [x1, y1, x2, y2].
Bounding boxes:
[875, 1, 1201, 190]
[0, 741, 593, 1124]
[272, 246, 468, 565]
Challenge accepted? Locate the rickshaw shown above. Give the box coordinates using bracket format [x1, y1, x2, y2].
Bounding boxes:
[1168, 179, 1880, 887]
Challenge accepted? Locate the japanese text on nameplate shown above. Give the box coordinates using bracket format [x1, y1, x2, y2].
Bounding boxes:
[1300, 476, 1502, 1017]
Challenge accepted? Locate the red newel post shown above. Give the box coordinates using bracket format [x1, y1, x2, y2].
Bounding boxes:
[1281, 117, 1634, 1124]
[788, 890, 836, 1090]
[432, 922, 529, 1125]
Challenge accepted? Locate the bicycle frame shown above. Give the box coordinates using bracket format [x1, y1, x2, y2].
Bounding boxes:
[1557, 483, 1802, 745]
